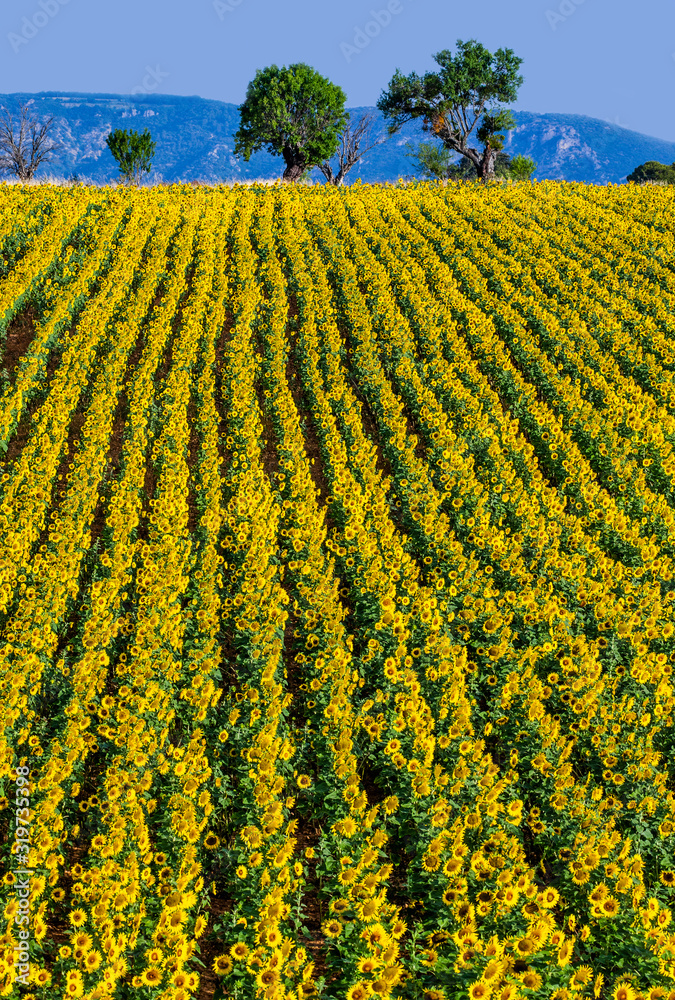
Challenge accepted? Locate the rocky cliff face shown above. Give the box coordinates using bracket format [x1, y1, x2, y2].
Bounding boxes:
[1, 91, 674, 185]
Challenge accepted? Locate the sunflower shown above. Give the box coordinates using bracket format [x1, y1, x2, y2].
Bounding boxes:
[601, 896, 620, 917]
[112, 891, 127, 912]
[499, 987, 519, 1000]
[257, 969, 280, 989]
[422, 852, 441, 872]
[357, 899, 379, 921]
[338, 817, 358, 838]
[68, 909, 87, 928]
[588, 882, 609, 905]
[613, 984, 636, 1000]
[469, 984, 490, 1000]
[557, 938, 574, 966]
[230, 942, 249, 961]
[515, 937, 535, 956]
[382, 795, 399, 815]
[213, 955, 233, 975]
[346, 985, 370, 1000]
[140, 967, 162, 987]
[297, 774, 312, 789]
[571, 967, 593, 988]
[84, 951, 102, 972]
[204, 833, 220, 850]
[482, 960, 500, 982]
[522, 971, 543, 990]
[323, 919, 343, 938]
[357, 957, 381, 974]
[338, 867, 357, 886]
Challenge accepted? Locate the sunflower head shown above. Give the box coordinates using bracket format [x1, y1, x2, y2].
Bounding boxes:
[213, 955, 233, 976]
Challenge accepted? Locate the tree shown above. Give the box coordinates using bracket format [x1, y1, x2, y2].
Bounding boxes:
[404, 139, 453, 180]
[627, 160, 675, 184]
[319, 112, 384, 186]
[106, 128, 156, 185]
[235, 63, 348, 182]
[405, 140, 512, 182]
[377, 39, 524, 181]
[509, 154, 537, 181]
[0, 106, 61, 182]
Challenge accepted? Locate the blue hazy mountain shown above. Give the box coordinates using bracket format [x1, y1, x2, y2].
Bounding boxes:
[1, 91, 674, 185]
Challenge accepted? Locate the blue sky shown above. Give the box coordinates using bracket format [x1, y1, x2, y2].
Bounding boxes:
[1, 0, 674, 141]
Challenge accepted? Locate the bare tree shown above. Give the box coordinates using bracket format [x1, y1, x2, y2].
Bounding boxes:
[0, 106, 61, 182]
[318, 112, 384, 186]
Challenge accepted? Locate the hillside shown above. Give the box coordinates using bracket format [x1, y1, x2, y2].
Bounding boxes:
[1, 91, 675, 184]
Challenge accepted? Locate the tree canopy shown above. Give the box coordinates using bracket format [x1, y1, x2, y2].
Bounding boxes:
[627, 160, 675, 184]
[106, 128, 156, 185]
[377, 39, 523, 180]
[234, 64, 348, 182]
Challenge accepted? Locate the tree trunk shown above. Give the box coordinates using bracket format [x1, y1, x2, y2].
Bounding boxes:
[282, 162, 306, 182]
[282, 145, 307, 183]
[478, 145, 496, 182]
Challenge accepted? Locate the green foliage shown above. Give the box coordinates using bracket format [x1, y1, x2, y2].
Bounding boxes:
[404, 140, 453, 180]
[627, 160, 675, 184]
[234, 63, 348, 182]
[377, 39, 524, 133]
[406, 140, 513, 182]
[509, 154, 537, 181]
[377, 39, 523, 181]
[105, 128, 156, 185]
[476, 109, 516, 152]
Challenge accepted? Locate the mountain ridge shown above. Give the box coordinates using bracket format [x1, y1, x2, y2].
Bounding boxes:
[1, 91, 674, 185]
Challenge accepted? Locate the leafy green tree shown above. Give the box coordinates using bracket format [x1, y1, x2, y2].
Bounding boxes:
[509, 154, 537, 181]
[406, 140, 512, 182]
[235, 63, 348, 182]
[377, 39, 524, 181]
[627, 160, 675, 184]
[106, 128, 156, 185]
[404, 140, 453, 180]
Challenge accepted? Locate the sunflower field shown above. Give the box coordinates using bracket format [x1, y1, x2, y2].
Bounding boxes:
[1, 179, 675, 1000]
